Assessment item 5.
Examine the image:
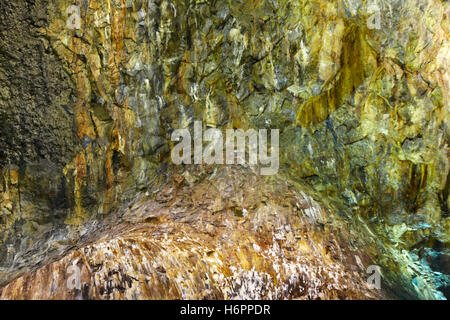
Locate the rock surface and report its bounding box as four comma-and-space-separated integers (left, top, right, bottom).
0, 0, 449, 299
1, 167, 388, 299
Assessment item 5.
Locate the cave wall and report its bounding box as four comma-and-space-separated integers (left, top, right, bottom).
0, 0, 448, 299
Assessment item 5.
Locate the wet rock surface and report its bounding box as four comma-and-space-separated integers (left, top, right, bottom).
0, 0, 449, 299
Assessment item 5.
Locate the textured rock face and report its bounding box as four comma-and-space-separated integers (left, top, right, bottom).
0, 167, 388, 300
0, 0, 80, 168
0, 0, 449, 299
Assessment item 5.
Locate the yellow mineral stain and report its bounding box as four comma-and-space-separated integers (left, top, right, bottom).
65, 152, 87, 225
296, 23, 377, 127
